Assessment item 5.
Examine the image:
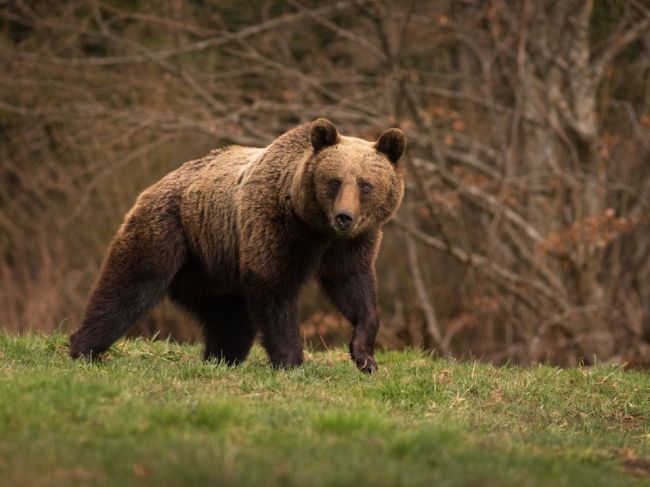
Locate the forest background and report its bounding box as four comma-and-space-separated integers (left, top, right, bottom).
1, 0, 649, 366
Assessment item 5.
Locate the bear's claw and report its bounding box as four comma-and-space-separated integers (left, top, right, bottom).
354, 354, 378, 374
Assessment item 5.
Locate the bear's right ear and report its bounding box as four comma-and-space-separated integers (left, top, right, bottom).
376, 128, 406, 165
311, 118, 339, 152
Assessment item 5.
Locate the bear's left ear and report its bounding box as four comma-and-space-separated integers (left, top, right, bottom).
311, 118, 339, 152
376, 128, 406, 165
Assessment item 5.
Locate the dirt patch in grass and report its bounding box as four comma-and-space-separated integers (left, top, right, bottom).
623, 458, 650, 477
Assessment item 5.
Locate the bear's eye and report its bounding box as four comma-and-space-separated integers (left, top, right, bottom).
329, 179, 341, 192
359, 181, 373, 194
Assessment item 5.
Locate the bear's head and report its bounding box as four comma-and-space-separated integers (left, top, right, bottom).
292, 118, 406, 238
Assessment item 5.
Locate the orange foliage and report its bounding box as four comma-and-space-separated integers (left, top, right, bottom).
538, 209, 639, 256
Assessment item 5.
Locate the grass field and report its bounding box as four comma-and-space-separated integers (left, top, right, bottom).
0, 333, 649, 486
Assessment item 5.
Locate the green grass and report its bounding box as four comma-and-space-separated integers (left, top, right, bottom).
1, 333, 649, 486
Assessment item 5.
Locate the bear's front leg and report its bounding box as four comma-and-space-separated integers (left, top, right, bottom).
318, 233, 382, 374
322, 274, 379, 374
349, 313, 379, 374
239, 227, 316, 369
238, 198, 326, 370
247, 289, 304, 369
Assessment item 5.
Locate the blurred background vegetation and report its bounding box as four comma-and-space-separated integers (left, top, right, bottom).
1, 0, 649, 365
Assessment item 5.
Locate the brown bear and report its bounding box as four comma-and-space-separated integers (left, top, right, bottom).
69, 118, 406, 373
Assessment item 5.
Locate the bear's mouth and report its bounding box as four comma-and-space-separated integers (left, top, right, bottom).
333, 225, 354, 236
331, 221, 353, 235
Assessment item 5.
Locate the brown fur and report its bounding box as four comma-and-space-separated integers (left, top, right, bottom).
69, 119, 406, 373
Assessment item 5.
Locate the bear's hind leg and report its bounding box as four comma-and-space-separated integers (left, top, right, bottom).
202, 298, 257, 365
70, 228, 185, 359
171, 293, 257, 365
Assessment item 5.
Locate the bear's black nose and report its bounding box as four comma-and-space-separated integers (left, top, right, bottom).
334, 211, 355, 230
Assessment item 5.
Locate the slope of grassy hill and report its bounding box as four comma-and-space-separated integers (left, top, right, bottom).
0, 333, 649, 486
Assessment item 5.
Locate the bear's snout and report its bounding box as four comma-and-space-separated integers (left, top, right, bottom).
334, 210, 356, 232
